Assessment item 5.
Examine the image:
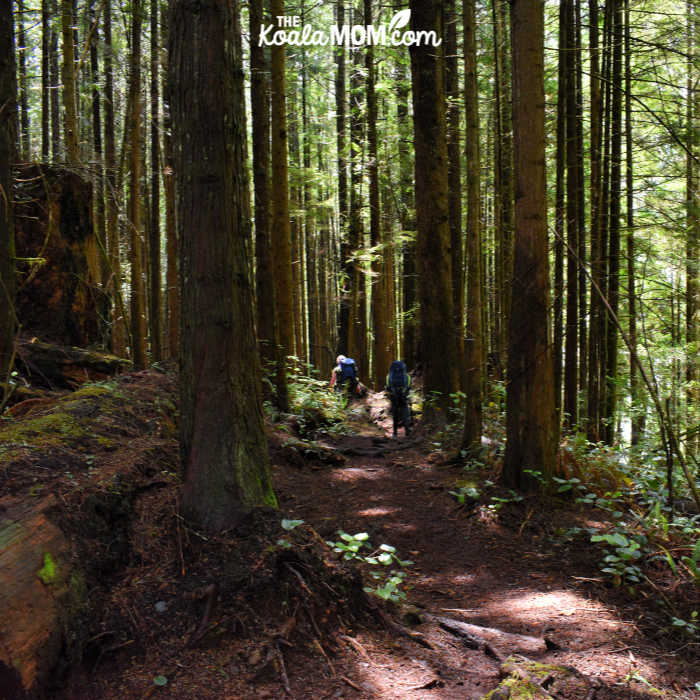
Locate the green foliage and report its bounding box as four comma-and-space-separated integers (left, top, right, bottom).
325, 530, 413, 603
449, 485, 480, 505
37, 552, 59, 585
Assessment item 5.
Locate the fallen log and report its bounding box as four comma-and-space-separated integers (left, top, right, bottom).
0, 495, 82, 698
14, 337, 132, 390
432, 615, 547, 660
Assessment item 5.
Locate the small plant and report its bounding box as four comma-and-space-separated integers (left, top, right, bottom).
590, 531, 644, 585
449, 485, 479, 505
276, 518, 305, 549
681, 538, 700, 585
670, 610, 699, 636
326, 531, 413, 602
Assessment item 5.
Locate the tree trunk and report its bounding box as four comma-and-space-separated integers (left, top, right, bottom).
366, 0, 388, 388
348, 11, 366, 372
335, 1, 350, 356
270, 0, 294, 360
396, 45, 416, 367
0, 0, 16, 401
603, 0, 622, 445
564, 0, 579, 429
587, 0, 603, 441
103, 0, 125, 357
50, 0, 60, 160
626, 0, 641, 445
251, 0, 288, 410
17, 0, 30, 160
686, 0, 699, 459
149, 0, 161, 362
41, 0, 50, 160
170, 0, 276, 531
127, 0, 147, 368
409, 0, 460, 420
462, 0, 483, 451
61, 0, 79, 163
446, 0, 464, 381
553, 0, 566, 419
503, 0, 558, 487
160, 2, 178, 361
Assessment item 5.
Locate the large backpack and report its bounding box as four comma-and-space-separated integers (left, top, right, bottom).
387, 360, 408, 395
339, 357, 357, 383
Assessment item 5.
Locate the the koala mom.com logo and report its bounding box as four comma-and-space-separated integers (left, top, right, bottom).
258, 9, 443, 48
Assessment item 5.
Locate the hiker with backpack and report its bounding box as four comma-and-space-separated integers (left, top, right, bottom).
330, 355, 359, 400
386, 360, 411, 438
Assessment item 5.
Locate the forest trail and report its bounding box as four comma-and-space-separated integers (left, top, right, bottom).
4, 373, 698, 699
270, 393, 699, 699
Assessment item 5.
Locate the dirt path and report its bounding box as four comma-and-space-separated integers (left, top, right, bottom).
271, 398, 699, 699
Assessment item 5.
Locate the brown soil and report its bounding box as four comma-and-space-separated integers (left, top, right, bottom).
4, 374, 699, 699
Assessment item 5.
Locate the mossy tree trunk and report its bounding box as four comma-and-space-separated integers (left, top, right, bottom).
170, 0, 276, 531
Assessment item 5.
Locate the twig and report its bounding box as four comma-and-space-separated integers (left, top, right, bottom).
340, 675, 362, 691
313, 638, 336, 676
340, 634, 372, 662
274, 641, 293, 696
518, 507, 535, 537
285, 562, 313, 596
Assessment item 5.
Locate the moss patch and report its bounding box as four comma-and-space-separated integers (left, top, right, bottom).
37, 552, 60, 585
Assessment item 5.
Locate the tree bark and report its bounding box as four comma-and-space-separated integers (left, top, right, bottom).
462, 0, 483, 450
61, 0, 79, 163
446, 0, 464, 380
127, 0, 147, 368
0, 0, 16, 402
409, 0, 460, 420
270, 0, 294, 360
49, 0, 60, 160
503, 0, 558, 487
41, 0, 50, 160
149, 0, 161, 362
170, 0, 276, 531
17, 0, 30, 160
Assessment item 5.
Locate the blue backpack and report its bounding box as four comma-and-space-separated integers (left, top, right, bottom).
388, 360, 408, 393
339, 357, 357, 382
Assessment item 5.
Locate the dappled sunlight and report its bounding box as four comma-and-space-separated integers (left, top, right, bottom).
357, 506, 398, 517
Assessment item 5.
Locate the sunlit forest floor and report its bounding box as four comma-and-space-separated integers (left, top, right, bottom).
2, 368, 699, 699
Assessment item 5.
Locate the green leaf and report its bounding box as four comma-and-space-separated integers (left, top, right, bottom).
281, 519, 304, 531
379, 544, 396, 553
378, 552, 393, 565
153, 675, 168, 687
353, 532, 370, 541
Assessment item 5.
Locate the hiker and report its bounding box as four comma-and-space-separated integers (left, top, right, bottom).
330, 355, 359, 399
386, 360, 411, 437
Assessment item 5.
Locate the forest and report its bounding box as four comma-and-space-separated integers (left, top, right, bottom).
0, 0, 699, 697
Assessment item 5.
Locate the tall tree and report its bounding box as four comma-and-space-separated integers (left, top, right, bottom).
409, 0, 460, 419
335, 1, 350, 355
564, 0, 579, 428
502, 0, 558, 487
161, 1, 178, 360
462, 0, 483, 450
41, 0, 49, 160
347, 6, 367, 372
0, 0, 16, 401
149, 0, 162, 362
686, 0, 699, 459
49, 0, 60, 160
367, 0, 390, 387
270, 0, 294, 360
170, 0, 276, 531
61, 0, 79, 162
603, 0, 622, 444
103, 0, 126, 356
446, 0, 464, 374
16, 0, 29, 160
251, 0, 288, 410
127, 0, 147, 367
